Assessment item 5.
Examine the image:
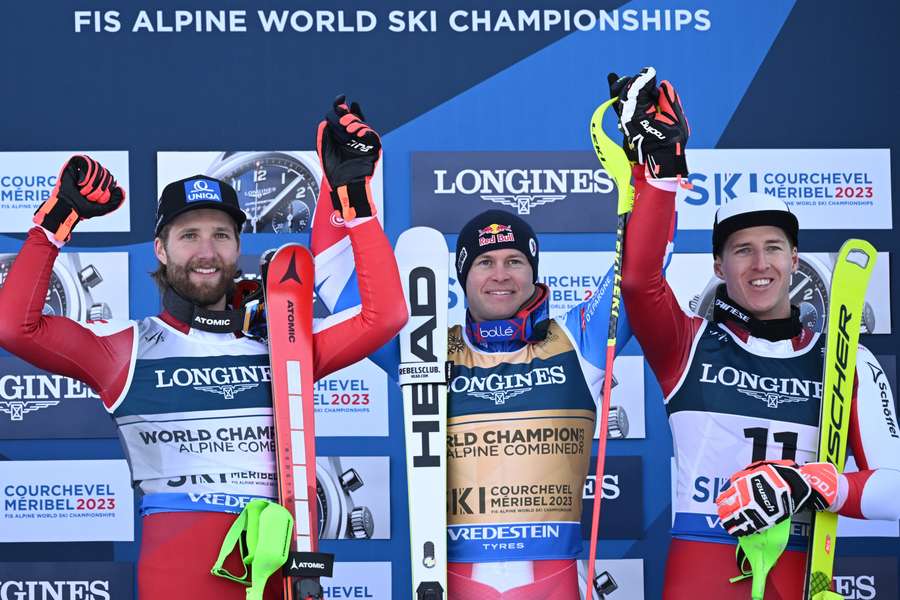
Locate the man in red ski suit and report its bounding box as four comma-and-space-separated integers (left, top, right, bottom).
0, 99, 407, 599
616, 67, 900, 599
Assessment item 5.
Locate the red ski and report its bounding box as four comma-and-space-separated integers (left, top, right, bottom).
266, 243, 333, 599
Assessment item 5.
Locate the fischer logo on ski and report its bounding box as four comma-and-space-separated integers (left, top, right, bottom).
803, 240, 876, 600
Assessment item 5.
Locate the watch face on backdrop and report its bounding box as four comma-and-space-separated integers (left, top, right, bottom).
207, 151, 321, 234
315, 456, 389, 540
0, 256, 68, 317
0, 253, 129, 322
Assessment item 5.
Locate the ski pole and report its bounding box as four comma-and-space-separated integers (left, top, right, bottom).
583, 96, 635, 600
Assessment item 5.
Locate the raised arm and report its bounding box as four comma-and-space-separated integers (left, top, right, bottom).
310, 96, 406, 379
0, 158, 133, 408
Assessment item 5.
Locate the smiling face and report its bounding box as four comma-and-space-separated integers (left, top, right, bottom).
714, 225, 798, 321
464, 248, 536, 321
154, 208, 240, 310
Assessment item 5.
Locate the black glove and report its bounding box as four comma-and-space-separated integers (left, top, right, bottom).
608, 67, 689, 178
316, 95, 381, 222
33, 155, 126, 242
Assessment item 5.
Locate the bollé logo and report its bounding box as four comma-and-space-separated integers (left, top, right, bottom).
0, 580, 110, 600
478, 324, 515, 338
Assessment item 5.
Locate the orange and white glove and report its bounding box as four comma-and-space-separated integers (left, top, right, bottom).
715, 460, 839, 537
315, 95, 381, 222
33, 155, 125, 242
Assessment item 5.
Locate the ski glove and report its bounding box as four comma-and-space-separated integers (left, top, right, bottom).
715, 460, 839, 537
608, 67, 689, 179
33, 155, 126, 242
316, 95, 381, 222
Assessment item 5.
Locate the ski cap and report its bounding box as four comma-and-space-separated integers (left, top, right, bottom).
712, 193, 798, 256
155, 175, 247, 236
455, 209, 539, 287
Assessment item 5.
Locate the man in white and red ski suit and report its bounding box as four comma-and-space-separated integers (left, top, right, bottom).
616, 67, 900, 599
0, 99, 407, 599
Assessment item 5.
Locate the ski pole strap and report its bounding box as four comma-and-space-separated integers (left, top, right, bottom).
211, 499, 294, 589
730, 519, 791, 600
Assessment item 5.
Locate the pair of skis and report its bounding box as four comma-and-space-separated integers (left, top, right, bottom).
268, 230, 452, 600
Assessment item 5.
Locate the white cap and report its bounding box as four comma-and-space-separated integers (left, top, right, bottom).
712, 193, 798, 255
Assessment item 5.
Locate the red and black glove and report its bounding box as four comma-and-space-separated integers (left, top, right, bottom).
715, 460, 839, 537
33, 155, 126, 242
316, 95, 381, 222
608, 67, 689, 179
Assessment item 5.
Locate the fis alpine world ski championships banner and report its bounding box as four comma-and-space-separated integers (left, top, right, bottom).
675, 149, 892, 230
411, 152, 618, 232
0, 152, 131, 234
0, 460, 134, 543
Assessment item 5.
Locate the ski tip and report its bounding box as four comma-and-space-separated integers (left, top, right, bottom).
838, 238, 877, 270
396, 227, 449, 254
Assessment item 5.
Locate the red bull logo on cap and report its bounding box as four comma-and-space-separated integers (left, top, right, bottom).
477, 223, 515, 246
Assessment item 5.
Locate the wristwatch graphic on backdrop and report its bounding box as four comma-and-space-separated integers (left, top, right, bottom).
0, 253, 111, 321
688, 253, 875, 334
317, 456, 375, 540
206, 151, 321, 234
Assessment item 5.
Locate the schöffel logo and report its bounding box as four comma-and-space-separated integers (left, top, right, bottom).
865, 360, 899, 439
185, 179, 223, 203
412, 152, 618, 233
699, 363, 821, 408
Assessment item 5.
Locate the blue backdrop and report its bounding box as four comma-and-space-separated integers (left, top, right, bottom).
1, 1, 898, 598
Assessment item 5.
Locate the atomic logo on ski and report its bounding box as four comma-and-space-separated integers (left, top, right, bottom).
279, 252, 303, 284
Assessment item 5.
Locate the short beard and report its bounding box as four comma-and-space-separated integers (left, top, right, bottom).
165, 258, 238, 308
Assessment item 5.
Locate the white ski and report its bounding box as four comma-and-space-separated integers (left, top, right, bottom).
397, 227, 449, 600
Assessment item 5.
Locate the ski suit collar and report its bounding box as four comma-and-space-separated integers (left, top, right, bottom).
712, 284, 803, 343
161, 286, 244, 334
464, 284, 551, 352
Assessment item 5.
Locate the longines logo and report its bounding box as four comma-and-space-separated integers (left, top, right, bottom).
155, 365, 270, 400
0, 373, 99, 421
433, 167, 614, 215
451, 365, 566, 405
0, 580, 111, 600
0, 400, 59, 421
699, 363, 821, 408
196, 384, 259, 400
